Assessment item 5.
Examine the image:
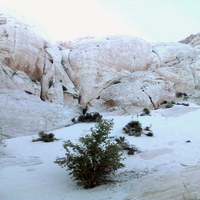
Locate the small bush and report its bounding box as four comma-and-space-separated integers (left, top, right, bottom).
123, 121, 154, 137
146, 132, 154, 137
176, 92, 183, 98
72, 112, 102, 123
122, 120, 142, 136
32, 131, 57, 142
55, 119, 125, 189
143, 108, 150, 115
134, 132, 142, 137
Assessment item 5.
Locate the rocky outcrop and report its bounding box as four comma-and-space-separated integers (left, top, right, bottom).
62, 36, 160, 106
0, 11, 80, 138
0, 10, 79, 105
1, 10, 200, 137
179, 33, 200, 47
63, 39, 200, 114
0, 89, 78, 138
0, 64, 81, 138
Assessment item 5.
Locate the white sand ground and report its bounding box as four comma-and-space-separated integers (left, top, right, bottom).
1, 102, 200, 200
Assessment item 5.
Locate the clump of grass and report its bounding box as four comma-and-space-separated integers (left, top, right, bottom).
123, 120, 154, 137
140, 108, 151, 116
146, 132, 153, 137
115, 136, 141, 155
71, 112, 102, 123
32, 131, 58, 142
143, 108, 150, 115
123, 120, 142, 136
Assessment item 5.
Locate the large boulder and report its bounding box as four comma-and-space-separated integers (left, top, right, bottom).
0, 10, 80, 138
0, 10, 79, 105
62, 35, 160, 106
63, 38, 200, 113
0, 65, 80, 138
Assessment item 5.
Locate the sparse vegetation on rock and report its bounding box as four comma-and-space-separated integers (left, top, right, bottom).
140, 107, 151, 116
123, 120, 154, 137
71, 112, 102, 123
32, 131, 57, 142
55, 119, 125, 189
115, 136, 141, 155
123, 120, 142, 136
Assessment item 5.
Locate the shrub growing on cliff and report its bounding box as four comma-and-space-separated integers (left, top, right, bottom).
55, 119, 125, 189
71, 112, 102, 123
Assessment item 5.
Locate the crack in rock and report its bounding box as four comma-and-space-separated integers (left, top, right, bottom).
142, 89, 156, 109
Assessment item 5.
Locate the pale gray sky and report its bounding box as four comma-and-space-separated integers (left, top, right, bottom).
1, 0, 200, 42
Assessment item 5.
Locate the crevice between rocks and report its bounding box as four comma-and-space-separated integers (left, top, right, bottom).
142, 89, 156, 109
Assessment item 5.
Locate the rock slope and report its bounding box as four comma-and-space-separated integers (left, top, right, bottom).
1, 10, 200, 137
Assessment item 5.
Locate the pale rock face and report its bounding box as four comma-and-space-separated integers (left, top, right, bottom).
0, 65, 41, 96
0, 11, 80, 138
2, 10, 200, 137
0, 19, 45, 81
0, 89, 79, 138
89, 42, 200, 113
41, 43, 79, 104
0, 11, 78, 105
152, 42, 194, 67
63, 35, 160, 106
179, 33, 200, 47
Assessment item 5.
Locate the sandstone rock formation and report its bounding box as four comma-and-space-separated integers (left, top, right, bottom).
62, 36, 160, 106
63, 39, 200, 114
1, 10, 200, 137
0, 10, 80, 138
179, 32, 200, 47
0, 10, 79, 104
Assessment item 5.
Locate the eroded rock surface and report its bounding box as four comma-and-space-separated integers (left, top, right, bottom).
1, 10, 200, 137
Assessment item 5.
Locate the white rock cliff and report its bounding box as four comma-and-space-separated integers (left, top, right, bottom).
1, 10, 200, 137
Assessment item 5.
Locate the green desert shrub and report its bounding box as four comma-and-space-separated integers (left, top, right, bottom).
123, 120, 142, 136
71, 112, 102, 123
55, 119, 125, 189
145, 132, 154, 137
32, 131, 56, 142
115, 136, 140, 155
143, 108, 150, 115
123, 121, 154, 137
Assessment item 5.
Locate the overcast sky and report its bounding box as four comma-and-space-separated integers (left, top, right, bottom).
1, 0, 200, 42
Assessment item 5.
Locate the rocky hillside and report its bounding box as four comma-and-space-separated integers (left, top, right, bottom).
1, 11, 200, 138
179, 32, 200, 47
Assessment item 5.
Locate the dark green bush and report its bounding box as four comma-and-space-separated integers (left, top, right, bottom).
32, 131, 56, 142
55, 119, 125, 189
115, 136, 141, 155
123, 120, 142, 136
145, 132, 154, 137
123, 121, 154, 137
71, 112, 102, 123
143, 108, 150, 115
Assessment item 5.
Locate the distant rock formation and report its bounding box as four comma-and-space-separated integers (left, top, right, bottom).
63, 39, 200, 114
1, 10, 200, 137
179, 33, 200, 47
